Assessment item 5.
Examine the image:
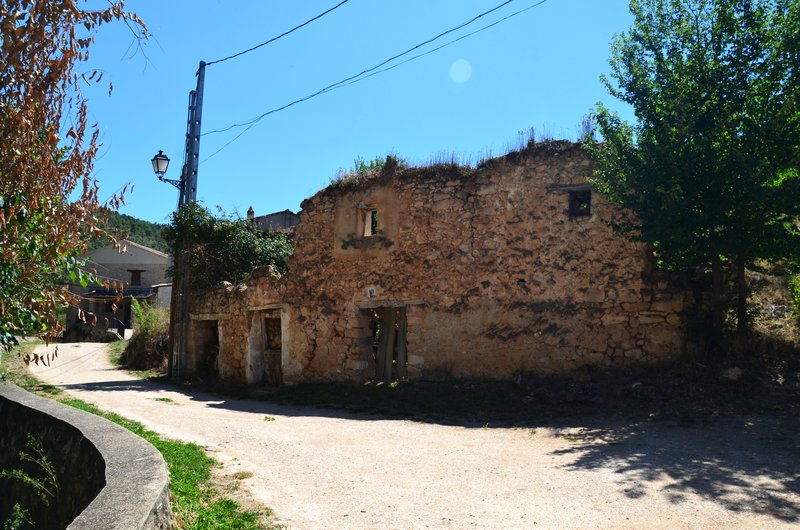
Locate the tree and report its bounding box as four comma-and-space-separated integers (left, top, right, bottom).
0, 1, 145, 350
586, 0, 800, 344
162, 203, 293, 291
88, 211, 169, 253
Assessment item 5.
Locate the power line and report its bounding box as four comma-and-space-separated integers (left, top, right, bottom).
200, 0, 550, 162
205, 0, 353, 67
203, 0, 520, 136
330, 1, 550, 93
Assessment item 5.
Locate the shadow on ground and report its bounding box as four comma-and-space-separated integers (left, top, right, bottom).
57, 375, 800, 524
549, 414, 800, 523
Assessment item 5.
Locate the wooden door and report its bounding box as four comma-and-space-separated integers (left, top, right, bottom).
375, 307, 407, 381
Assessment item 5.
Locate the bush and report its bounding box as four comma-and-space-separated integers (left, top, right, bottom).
121, 299, 169, 370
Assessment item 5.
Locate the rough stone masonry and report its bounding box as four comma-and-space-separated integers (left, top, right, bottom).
188, 141, 687, 385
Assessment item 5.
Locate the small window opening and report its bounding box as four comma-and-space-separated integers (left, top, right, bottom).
360, 208, 379, 236
370, 209, 379, 235
568, 190, 591, 217
127, 269, 145, 286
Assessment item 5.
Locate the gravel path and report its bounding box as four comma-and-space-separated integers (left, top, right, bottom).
30, 342, 800, 529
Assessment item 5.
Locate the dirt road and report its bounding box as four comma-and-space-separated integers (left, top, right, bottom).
29, 342, 800, 529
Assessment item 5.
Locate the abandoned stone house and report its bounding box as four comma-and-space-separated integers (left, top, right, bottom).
187, 141, 686, 385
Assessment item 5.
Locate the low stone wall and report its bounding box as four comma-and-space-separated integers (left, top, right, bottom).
0, 383, 172, 529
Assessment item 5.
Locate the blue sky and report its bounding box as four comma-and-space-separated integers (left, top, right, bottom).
83, 0, 636, 224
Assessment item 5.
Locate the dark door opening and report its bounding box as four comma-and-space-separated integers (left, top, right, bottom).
262, 313, 282, 386
248, 309, 283, 386
195, 320, 219, 380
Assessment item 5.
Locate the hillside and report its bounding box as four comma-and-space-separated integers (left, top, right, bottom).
89, 211, 169, 253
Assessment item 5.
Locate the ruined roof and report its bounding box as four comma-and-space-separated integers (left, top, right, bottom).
306, 140, 584, 207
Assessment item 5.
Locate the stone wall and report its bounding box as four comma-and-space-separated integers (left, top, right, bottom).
188, 141, 687, 384
0, 383, 172, 529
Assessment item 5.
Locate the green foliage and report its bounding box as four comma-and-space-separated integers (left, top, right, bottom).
3, 504, 30, 530
163, 203, 293, 291
88, 211, 168, 253
130, 299, 168, 345
329, 154, 408, 188
789, 275, 800, 317
353, 155, 388, 175
0, 434, 59, 529
0, 195, 94, 350
0, 435, 59, 505
586, 0, 800, 334
0, 2, 145, 351
60, 398, 271, 529
121, 299, 169, 369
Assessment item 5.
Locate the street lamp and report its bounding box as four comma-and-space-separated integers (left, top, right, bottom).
152, 150, 183, 190
151, 149, 170, 175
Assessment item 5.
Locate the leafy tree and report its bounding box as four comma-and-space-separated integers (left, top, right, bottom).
163, 203, 293, 291
586, 0, 800, 343
0, 1, 145, 350
88, 211, 168, 253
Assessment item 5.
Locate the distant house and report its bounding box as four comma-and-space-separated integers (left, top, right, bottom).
65, 240, 171, 340
246, 207, 299, 234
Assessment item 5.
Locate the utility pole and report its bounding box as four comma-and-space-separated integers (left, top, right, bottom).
168, 61, 206, 382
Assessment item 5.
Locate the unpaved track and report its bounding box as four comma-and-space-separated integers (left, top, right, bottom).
30, 343, 800, 529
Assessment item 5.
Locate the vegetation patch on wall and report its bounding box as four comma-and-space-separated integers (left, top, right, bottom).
164, 203, 293, 291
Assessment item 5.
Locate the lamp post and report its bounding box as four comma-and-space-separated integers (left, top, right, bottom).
152, 150, 180, 380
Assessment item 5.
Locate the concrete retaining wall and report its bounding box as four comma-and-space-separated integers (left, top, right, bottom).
0, 383, 172, 529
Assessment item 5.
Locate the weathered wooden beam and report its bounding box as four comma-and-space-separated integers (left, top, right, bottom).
375, 309, 389, 381
382, 309, 397, 382
395, 308, 407, 380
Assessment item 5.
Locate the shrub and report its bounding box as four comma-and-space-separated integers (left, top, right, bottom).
122, 299, 169, 370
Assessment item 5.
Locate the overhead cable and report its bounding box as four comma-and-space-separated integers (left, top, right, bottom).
201, 0, 551, 162
203, 0, 520, 136
205, 0, 353, 67
331, 1, 550, 92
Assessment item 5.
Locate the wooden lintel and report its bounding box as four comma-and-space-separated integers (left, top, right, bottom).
546, 183, 591, 192
248, 304, 282, 312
